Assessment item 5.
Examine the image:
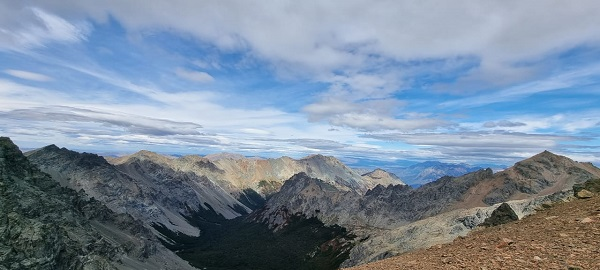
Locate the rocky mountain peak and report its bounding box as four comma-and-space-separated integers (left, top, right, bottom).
525, 150, 568, 163
109, 149, 173, 166
31, 144, 111, 170
41, 143, 60, 151
131, 149, 170, 161
0, 137, 34, 179
302, 154, 341, 164
362, 168, 406, 186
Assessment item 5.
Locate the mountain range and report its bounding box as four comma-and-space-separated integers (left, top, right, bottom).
393, 161, 484, 186
2, 136, 600, 269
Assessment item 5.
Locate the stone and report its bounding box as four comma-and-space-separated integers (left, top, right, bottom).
480, 203, 519, 227
580, 217, 594, 223
575, 189, 594, 199
496, 238, 514, 248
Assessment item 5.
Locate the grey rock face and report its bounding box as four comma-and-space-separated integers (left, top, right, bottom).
26, 146, 247, 236
0, 137, 195, 270
259, 169, 495, 230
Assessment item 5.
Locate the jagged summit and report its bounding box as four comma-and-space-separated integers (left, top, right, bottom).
301, 153, 344, 164
523, 150, 569, 163
25, 143, 111, 169
41, 143, 60, 151
0, 137, 34, 178
110, 149, 175, 165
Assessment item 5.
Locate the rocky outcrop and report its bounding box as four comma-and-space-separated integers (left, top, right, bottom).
0, 137, 194, 270
479, 203, 519, 227
573, 177, 600, 194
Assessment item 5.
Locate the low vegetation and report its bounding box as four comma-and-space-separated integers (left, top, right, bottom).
154, 203, 354, 270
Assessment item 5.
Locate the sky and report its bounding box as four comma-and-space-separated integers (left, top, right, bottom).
1, 1, 599, 168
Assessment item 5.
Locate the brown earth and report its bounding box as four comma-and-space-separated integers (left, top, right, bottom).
345, 195, 600, 270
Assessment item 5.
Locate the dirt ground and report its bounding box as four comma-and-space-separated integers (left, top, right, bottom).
345, 195, 600, 270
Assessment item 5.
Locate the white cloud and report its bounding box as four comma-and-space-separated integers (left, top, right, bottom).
483, 120, 526, 128
471, 112, 600, 134
1, 1, 599, 166
367, 132, 576, 150
3, 69, 53, 81
175, 68, 214, 83
2, 1, 597, 81
328, 113, 446, 132
0, 6, 89, 50
240, 128, 271, 135
441, 63, 600, 108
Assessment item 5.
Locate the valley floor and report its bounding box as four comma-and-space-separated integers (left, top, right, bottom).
345, 195, 600, 270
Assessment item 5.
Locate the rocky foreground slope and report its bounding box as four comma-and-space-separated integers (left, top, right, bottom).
0, 137, 194, 270
345, 187, 600, 270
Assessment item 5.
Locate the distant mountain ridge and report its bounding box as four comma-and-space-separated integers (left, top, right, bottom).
395, 161, 484, 185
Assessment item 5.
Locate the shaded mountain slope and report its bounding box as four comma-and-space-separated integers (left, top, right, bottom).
26, 145, 242, 236
0, 137, 194, 270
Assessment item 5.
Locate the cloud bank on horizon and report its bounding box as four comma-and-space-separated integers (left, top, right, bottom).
0, 1, 599, 166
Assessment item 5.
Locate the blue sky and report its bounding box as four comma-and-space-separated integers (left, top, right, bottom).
0, 1, 599, 168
